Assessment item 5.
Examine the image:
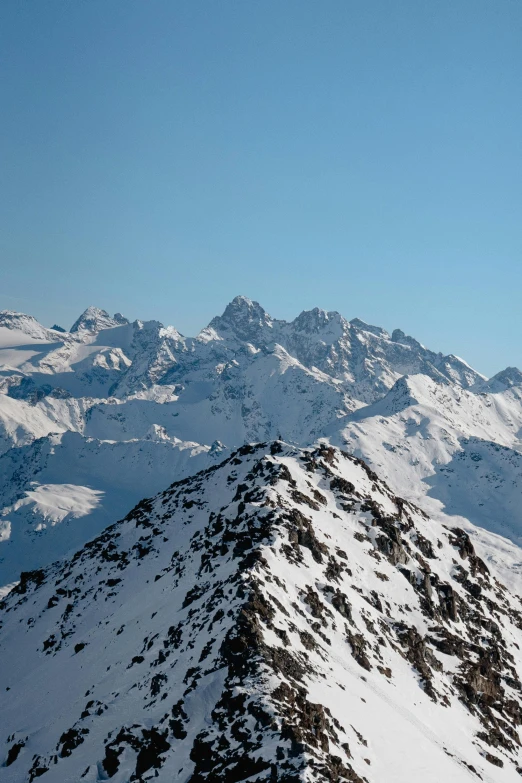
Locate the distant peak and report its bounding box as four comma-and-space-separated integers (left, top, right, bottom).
222, 295, 267, 319
391, 328, 421, 348
231, 295, 253, 306
0, 309, 38, 325
350, 317, 389, 338
70, 307, 129, 333
293, 307, 345, 335
361, 374, 422, 417
208, 295, 272, 340
70, 306, 110, 332
486, 366, 522, 389
0, 310, 55, 340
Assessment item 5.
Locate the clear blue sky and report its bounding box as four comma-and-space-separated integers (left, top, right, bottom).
1, 1, 521, 376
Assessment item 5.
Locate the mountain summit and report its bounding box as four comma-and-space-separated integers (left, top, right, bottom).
207, 295, 274, 341
70, 307, 129, 333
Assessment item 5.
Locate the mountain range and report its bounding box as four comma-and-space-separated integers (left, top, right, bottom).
2, 297, 522, 780
1, 296, 522, 591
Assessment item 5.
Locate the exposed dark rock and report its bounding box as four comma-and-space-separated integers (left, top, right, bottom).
484, 752, 504, 767
135, 727, 170, 777
58, 727, 88, 758
286, 508, 328, 563
346, 630, 372, 670
330, 476, 355, 496
5, 740, 25, 766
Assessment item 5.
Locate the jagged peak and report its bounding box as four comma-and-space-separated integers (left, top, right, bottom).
292, 306, 346, 335
390, 327, 422, 348
70, 306, 129, 333
134, 318, 165, 332
222, 295, 270, 322
207, 295, 273, 339
350, 317, 389, 338
130, 319, 184, 344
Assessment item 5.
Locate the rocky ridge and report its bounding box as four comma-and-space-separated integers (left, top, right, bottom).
2, 443, 522, 781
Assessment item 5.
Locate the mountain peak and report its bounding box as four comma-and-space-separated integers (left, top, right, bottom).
222, 295, 268, 321
350, 317, 389, 338
292, 307, 346, 338
208, 295, 272, 340
0, 310, 39, 329
0, 310, 57, 341
390, 328, 422, 348
485, 366, 522, 390
70, 307, 129, 333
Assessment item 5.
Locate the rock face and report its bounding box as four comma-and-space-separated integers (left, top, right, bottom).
2, 442, 522, 782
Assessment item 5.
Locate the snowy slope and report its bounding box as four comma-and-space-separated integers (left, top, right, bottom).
0, 431, 224, 587
1, 443, 522, 782
331, 374, 522, 544
0, 309, 132, 399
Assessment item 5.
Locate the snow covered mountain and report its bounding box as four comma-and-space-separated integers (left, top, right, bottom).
330, 374, 522, 545
70, 307, 129, 334
2, 442, 522, 781
1, 296, 522, 591
0, 297, 487, 409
